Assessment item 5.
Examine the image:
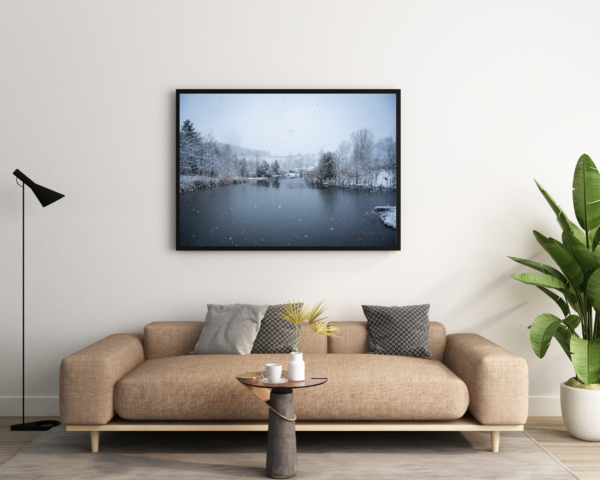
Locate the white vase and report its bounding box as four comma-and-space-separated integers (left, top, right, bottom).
288, 352, 305, 381
560, 382, 600, 441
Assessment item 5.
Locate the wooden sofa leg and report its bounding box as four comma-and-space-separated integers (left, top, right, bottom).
90, 431, 99, 453
491, 431, 499, 453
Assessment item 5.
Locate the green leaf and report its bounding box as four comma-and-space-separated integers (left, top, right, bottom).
593, 248, 600, 266
530, 313, 563, 358
536, 287, 570, 317
533, 231, 584, 288
554, 324, 573, 360
590, 337, 600, 344
563, 314, 581, 331
508, 256, 568, 284
565, 290, 582, 315
536, 180, 586, 243
511, 273, 567, 290
570, 335, 600, 384
573, 154, 600, 234
562, 230, 599, 282
586, 269, 600, 310
592, 226, 600, 251
512, 273, 579, 307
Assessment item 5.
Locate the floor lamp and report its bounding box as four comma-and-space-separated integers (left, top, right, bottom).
11, 169, 64, 431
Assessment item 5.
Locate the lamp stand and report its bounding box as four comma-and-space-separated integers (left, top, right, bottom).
11, 182, 61, 432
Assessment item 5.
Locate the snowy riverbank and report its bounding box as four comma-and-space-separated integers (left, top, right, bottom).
374, 206, 396, 229
303, 169, 396, 189
180, 175, 248, 193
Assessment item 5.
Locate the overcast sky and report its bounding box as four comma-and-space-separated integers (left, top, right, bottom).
179, 93, 397, 156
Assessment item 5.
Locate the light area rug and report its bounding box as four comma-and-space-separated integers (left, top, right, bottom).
0, 426, 580, 480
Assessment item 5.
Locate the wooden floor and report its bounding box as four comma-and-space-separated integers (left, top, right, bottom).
1, 416, 599, 478
0, 417, 61, 467
526, 417, 600, 480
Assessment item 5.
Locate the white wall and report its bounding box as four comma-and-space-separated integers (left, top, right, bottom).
1, 0, 600, 416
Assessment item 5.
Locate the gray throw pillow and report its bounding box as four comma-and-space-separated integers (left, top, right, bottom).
194, 304, 268, 355
362, 304, 434, 357
251, 304, 298, 354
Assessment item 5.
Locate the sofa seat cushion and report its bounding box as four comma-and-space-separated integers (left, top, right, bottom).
114, 354, 469, 421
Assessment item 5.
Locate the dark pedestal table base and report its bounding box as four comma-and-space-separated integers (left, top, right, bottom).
267, 388, 297, 479
236, 372, 328, 478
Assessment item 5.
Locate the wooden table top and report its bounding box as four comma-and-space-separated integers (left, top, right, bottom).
236, 371, 327, 389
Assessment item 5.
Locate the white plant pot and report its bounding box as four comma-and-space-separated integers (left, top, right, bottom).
560, 382, 600, 441
288, 352, 305, 381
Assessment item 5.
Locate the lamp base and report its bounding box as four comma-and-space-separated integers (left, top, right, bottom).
11, 420, 61, 431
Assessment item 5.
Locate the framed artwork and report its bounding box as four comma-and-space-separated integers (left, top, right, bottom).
176, 89, 400, 250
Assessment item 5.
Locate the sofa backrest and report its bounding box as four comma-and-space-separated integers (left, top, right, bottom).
144, 320, 445, 361
328, 321, 446, 362
144, 321, 203, 360
144, 320, 328, 360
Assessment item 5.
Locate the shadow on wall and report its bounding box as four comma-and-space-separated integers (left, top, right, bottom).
423, 262, 536, 334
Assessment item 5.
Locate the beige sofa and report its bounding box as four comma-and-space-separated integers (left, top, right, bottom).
60, 321, 528, 453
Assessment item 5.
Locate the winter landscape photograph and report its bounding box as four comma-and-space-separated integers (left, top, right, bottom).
176, 91, 399, 249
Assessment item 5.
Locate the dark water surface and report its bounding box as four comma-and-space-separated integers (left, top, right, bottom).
179, 177, 396, 248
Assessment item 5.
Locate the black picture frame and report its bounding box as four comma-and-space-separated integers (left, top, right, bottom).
176, 89, 400, 251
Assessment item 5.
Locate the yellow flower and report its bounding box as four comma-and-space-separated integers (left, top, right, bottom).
307, 301, 329, 325
278, 299, 339, 353
279, 299, 311, 325
310, 321, 339, 337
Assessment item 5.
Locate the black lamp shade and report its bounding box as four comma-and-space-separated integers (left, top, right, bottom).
13, 169, 64, 207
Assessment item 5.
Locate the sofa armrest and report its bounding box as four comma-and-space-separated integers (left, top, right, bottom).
445, 334, 528, 425
60, 334, 144, 425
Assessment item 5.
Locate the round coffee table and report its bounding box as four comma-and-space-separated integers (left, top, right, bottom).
237, 371, 328, 479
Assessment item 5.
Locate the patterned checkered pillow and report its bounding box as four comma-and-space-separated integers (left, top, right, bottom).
362, 304, 434, 357
251, 304, 298, 354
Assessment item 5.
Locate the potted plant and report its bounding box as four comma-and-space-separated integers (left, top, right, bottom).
510, 154, 600, 441
279, 300, 339, 381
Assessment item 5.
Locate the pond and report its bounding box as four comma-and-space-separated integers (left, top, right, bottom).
178, 177, 397, 248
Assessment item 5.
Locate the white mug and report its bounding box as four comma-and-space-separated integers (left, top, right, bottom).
261, 363, 282, 383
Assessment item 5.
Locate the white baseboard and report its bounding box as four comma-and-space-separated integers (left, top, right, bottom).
0, 396, 60, 416
528, 396, 561, 416
0, 396, 563, 418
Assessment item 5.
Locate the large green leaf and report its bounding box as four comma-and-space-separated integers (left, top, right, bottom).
593, 247, 600, 266
592, 226, 600, 251
533, 231, 584, 288
554, 324, 573, 360
564, 286, 582, 312
508, 256, 568, 284
511, 273, 579, 307
586, 269, 600, 310
530, 313, 563, 358
536, 287, 570, 317
536, 180, 586, 243
570, 335, 600, 384
573, 154, 600, 234
562, 230, 599, 282
563, 314, 581, 331
511, 273, 567, 290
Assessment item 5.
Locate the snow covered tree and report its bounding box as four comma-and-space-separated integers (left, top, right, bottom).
256, 158, 269, 177
272, 159, 280, 175
317, 151, 336, 182
181, 120, 196, 142
179, 120, 202, 175
261, 160, 271, 177
350, 128, 374, 185
221, 144, 234, 175
239, 155, 248, 177
204, 132, 219, 176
